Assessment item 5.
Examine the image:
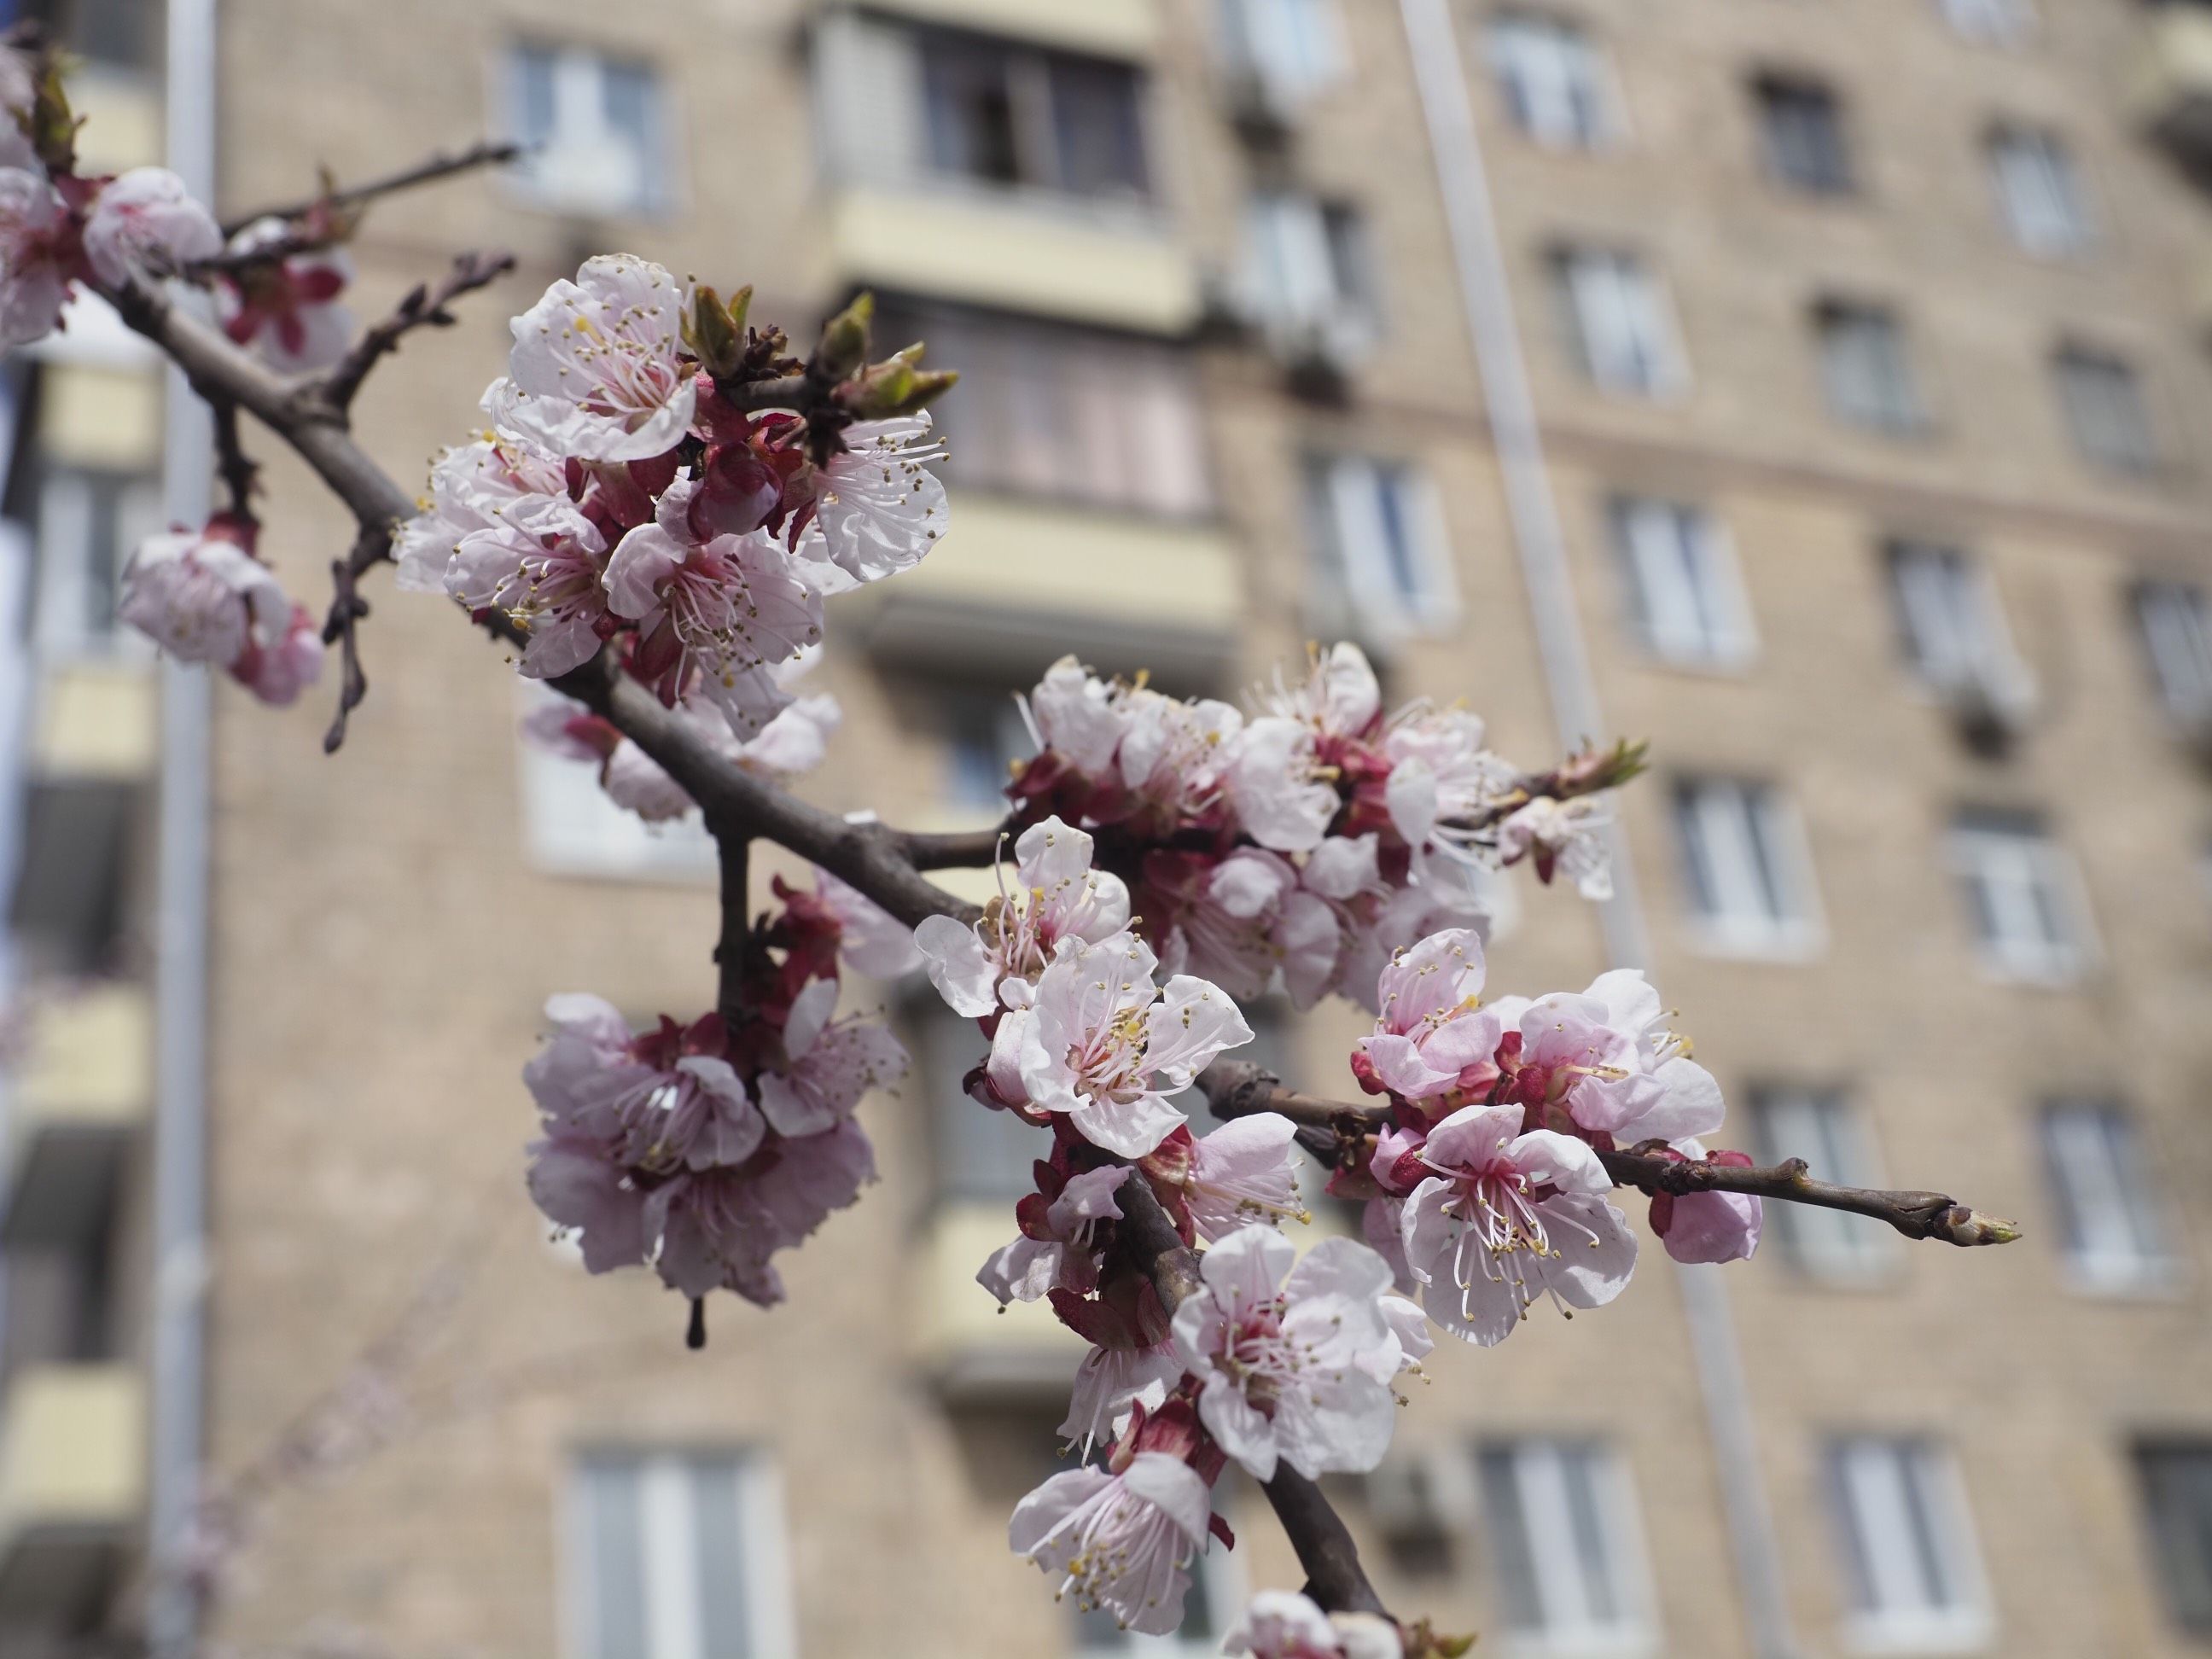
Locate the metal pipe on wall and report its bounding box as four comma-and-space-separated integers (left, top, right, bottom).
1393, 1, 1801, 1652
147, 0, 218, 1650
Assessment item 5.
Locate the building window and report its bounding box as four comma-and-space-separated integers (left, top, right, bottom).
1989, 126, 2093, 255
1551, 248, 1687, 398
1219, 0, 1345, 104
2134, 580, 2212, 723
31, 465, 160, 655
1938, 0, 2034, 47
1946, 809, 2090, 983
515, 687, 716, 882
2041, 1102, 2174, 1293
940, 688, 1036, 825
1753, 1089, 1896, 1280
566, 1449, 793, 1659
20, 0, 149, 68
2053, 346, 2156, 474
1476, 1440, 1653, 1648
1755, 75, 1854, 195
1826, 1437, 1990, 1652
1243, 192, 1378, 345
2137, 1446, 2212, 1637
921, 1004, 1042, 1202
1673, 777, 1819, 955
919, 32, 1150, 202
1488, 14, 1616, 151
1610, 498, 1755, 668
1304, 455, 1459, 647
504, 43, 670, 218
1816, 302, 1924, 435
1884, 540, 2031, 707
877, 306, 1210, 518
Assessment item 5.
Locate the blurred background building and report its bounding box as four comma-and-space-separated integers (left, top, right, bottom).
1, 0, 2210, 1655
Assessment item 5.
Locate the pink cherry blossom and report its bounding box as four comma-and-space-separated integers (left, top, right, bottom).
1497, 794, 1614, 900
447, 509, 614, 678
1061, 1341, 1182, 1460
1487, 970, 1722, 1145
1381, 704, 1521, 870
1225, 1591, 1406, 1659
230, 601, 325, 707
604, 479, 824, 738
1019, 932, 1253, 1157
1115, 684, 1244, 821
1171, 1227, 1400, 1481
754, 977, 910, 1138
913, 816, 1131, 1017
119, 521, 322, 703
393, 431, 578, 595
1158, 1111, 1307, 1243
795, 413, 948, 591
1650, 1140, 1764, 1265
523, 996, 764, 1174
812, 866, 924, 980
1149, 847, 1335, 1004
1022, 655, 1127, 777
597, 673, 842, 824
1353, 928, 1497, 1103
81, 166, 221, 286
216, 216, 353, 373
977, 1164, 1126, 1307
649, 1118, 876, 1307
1009, 1452, 1213, 1636
0, 167, 72, 347
1400, 1103, 1638, 1346
486, 255, 696, 463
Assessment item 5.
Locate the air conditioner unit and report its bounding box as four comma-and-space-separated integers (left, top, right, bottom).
1365, 1447, 1479, 1551
1931, 658, 2035, 754
1269, 313, 1365, 400
1221, 63, 1303, 145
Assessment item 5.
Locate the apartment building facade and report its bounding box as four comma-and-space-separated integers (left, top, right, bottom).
3, 0, 2212, 1655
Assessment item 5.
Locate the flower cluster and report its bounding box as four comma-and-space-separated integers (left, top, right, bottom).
1344, 928, 1761, 1346
1004, 643, 1628, 1013
522, 884, 909, 1309
215, 213, 353, 373
1226, 1592, 1406, 1659
117, 514, 324, 706
396, 259, 947, 738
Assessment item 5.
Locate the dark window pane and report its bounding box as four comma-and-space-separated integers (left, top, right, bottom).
1049, 58, 1149, 200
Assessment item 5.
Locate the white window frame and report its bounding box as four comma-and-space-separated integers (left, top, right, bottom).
499, 41, 674, 219
1944, 813, 2093, 985
1610, 498, 1755, 669
1243, 190, 1377, 347
2052, 346, 2157, 474
1219, 0, 1348, 106
2136, 580, 2212, 723
1488, 14, 1621, 152
1818, 304, 1924, 435
1673, 777, 1823, 959
1074, 1503, 1247, 1658
2040, 1102, 2179, 1296
1826, 1437, 1993, 1656
1476, 1440, 1657, 1656
1988, 126, 2093, 257
515, 684, 717, 882
1884, 541, 2033, 712
31, 464, 161, 661
1305, 453, 1461, 651
1938, 0, 2034, 48
1754, 1089, 1898, 1283
562, 1448, 797, 1659
1555, 249, 1687, 399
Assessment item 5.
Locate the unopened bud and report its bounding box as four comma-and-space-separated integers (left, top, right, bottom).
684, 284, 743, 379
814, 291, 874, 383
1939, 1206, 2022, 1247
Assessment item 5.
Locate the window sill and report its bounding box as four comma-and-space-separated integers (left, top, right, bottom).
2058, 1264, 2190, 1304
1680, 923, 1826, 963
1839, 1611, 1994, 1656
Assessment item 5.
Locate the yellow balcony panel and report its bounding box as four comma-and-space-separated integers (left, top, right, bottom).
0, 1365, 143, 1626
833, 0, 1161, 58
918, 1202, 1083, 1398
2, 987, 150, 1250
829, 188, 1199, 335
32, 661, 158, 781
861, 492, 1245, 684
37, 363, 163, 471
2133, 9, 2212, 160
67, 69, 162, 175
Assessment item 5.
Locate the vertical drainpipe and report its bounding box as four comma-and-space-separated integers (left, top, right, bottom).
148, 0, 218, 1652
1393, 3, 1800, 1655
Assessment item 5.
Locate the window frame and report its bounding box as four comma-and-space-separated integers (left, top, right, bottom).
2040, 1100, 2180, 1297
515, 684, 718, 883
1243, 189, 1382, 345
2133, 579, 2212, 722
1988, 124, 2094, 257
562, 1447, 797, 1659
1609, 496, 1756, 670
2135, 1443, 2212, 1638
1487, 12, 1621, 153
1815, 301, 1926, 437
29, 462, 162, 661
1937, 0, 2035, 48
498, 40, 677, 220
2052, 343, 2158, 476
1752, 1087, 1900, 1284
1671, 776, 1825, 959
1883, 539, 2030, 707
1551, 247, 1689, 399
1475, 1438, 1658, 1654
912, 26, 1156, 207
1825, 1436, 1993, 1655
1943, 810, 2094, 985
1754, 73, 1856, 197
1217, 0, 1348, 106
1302, 451, 1462, 650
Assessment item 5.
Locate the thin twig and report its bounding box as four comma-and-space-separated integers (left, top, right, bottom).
218, 140, 524, 238
320, 527, 385, 754
1194, 1060, 2023, 1247
322, 250, 516, 412
714, 831, 754, 1024
210, 402, 259, 519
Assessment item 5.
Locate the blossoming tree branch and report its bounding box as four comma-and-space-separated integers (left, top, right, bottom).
2, 35, 2022, 1657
